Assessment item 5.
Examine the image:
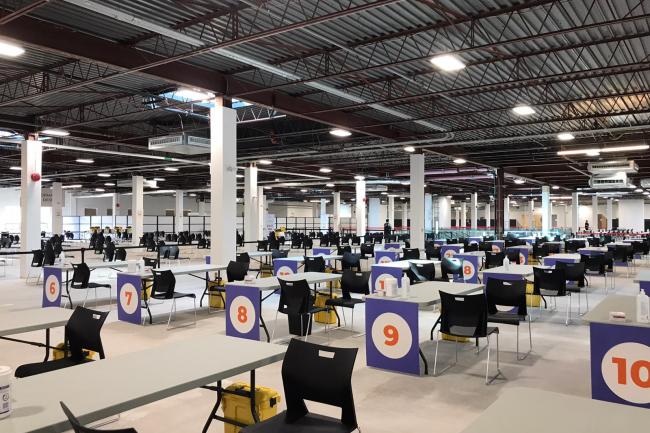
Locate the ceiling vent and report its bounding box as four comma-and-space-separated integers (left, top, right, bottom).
148, 134, 210, 155
640, 179, 650, 189
366, 185, 388, 192
587, 160, 638, 174
589, 173, 631, 189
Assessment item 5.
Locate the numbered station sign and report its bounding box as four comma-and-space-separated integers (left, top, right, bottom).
468, 236, 483, 244
640, 280, 650, 297
42, 266, 63, 308
274, 258, 299, 277
440, 245, 462, 259
375, 250, 400, 264
365, 297, 420, 375
433, 239, 446, 246
590, 322, 650, 408
371, 265, 403, 293
455, 254, 480, 284
489, 240, 505, 253
226, 284, 260, 340
312, 247, 333, 266
507, 246, 529, 265
384, 242, 401, 251
482, 270, 523, 285
117, 273, 142, 324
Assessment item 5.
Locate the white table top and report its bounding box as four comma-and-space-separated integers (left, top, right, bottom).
578, 247, 608, 253
633, 270, 650, 283
236, 271, 342, 291
122, 263, 228, 279
0, 307, 72, 337
46, 261, 130, 271
247, 251, 272, 258
457, 251, 485, 257
481, 264, 534, 276
371, 259, 440, 271
367, 281, 483, 307
279, 255, 342, 263
1, 334, 285, 433
506, 244, 533, 251
582, 294, 650, 328
460, 387, 650, 433
542, 253, 581, 264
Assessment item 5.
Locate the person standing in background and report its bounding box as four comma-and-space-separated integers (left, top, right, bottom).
383, 219, 392, 239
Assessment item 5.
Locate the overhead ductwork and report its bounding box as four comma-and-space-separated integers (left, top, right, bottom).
148, 134, 211, 155
587, 160, 638, 174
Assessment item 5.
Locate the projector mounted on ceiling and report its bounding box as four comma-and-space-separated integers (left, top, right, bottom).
148, 134, 210, 155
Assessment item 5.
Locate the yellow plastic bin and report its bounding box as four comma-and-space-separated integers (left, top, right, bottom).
314, 293, 338, 324
222, 382, 281, 433
53, 342, 96, 360
526, 281, 541, 307
208, 279, 227, 309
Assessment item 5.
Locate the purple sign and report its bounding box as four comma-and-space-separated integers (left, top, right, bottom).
455, 254, 480, 284
434, 239, 446, 246
365, 297, 420, 375
590, 322, 650, 408
543, 256, 579, 267
640, 281, 650, 297
440, 245, 462, 259
274, 258, 299, 277
384, 243, 401, 250
371, 264, 403, 293
489, 240, 505, 253
226, 283, 261, 341
578, 248, 606, 256
482, 270, 524, 285
312, 247, 334, 256
507, 246, 529, 265
42, 266, 63, 308
205, 255, 211, 264
375, 250, 400, 264
469, 236, 482, 244
117, 273, 142, 325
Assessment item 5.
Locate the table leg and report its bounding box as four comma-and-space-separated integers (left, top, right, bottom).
201, 370, 260, 432
259, 293, 270, 343
419, 348, 429, 375
44, 328, 50, 361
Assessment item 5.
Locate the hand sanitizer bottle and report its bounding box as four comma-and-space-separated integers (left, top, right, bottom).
401, 274, 410, 298
503, 255, 510, 270
636, 289, 650, 323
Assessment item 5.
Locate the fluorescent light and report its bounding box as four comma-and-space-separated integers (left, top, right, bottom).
644, 191, 650, 196
453, 158, 466, 164
236, 174, 244, 178
401, 181, 410, 185
326, 183, 335, 187
258, 159, 272, 165
354, 175, 365, 181
9, 166, 20, 171
330, 128, 351, 137
41, 128, 69, 137
557, 132, 575, 141
514, 178, 525, 184
62, 184, 82, 189
41, 179, 51, 182
189, 193, 197, 197
104, 183, 114, 186
552, 185, 560, 190
380, 191, 388, 195
319, 167, 332, 173
557, 144, 649, 156
95, 188, 105, 192
164, 167, 178, 172
175, 87, 215, 101
512, 105, 535, 116
0, 130, 14, 137
404, 146, 416, 153
635, 188, 643, 192
76, 159, 93, 164
586, 150, 600, 157
97, 173, 111, 178
300, 189, 308, 193
153, 177, 165, 181
430, 54, 466, 71
264, 186, 272, 190
0, 40, 25, 57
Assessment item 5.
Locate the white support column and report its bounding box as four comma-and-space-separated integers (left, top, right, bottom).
461, 202, 467, 229
320, 198, 328, 231
549, 201, 554, 229
504, 197, 510, 231
368, 197, 381, 231
20, 139, 42, 278
244, 164, 259, 242
332, 191, 341, 233
210, 99, 237, 264
529, 199, 535, 229
438, 196, 451, 229
424, 193, 433, 234
111, 193, 118, 228
455, 208, 461, 228
355, 180, 366, 236
63, 191, 76, 217
592, 195, 599, 230
410, 154, 425, 250
387, 195, 395, 230
571, 192, 579, 233
401, 203, 408, 230
174, 190, 184, 233
470, 192, 478, 229
541, 185, 550, 235
484, 202, 491, 228
131, 175, 144, 245
606, 198, 613, 230
51, 182, 63, 235
258, 186, 266, 239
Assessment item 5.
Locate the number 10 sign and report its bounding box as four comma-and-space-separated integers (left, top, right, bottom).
365, 297, 420, 375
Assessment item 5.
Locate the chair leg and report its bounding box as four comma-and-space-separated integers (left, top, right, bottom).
193, 298, 197, 326
271, 310, 279, 341
433, 331, 440, 376
485, 335, 491, 385
566, 294, 571, 326
167, 299, 176, 328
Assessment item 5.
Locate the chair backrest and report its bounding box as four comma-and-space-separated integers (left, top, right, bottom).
282, 339, 358, 429
60, 402, 137, 433
43, 245, 56, 266
351, 236, 361, 245
104, 242, 115, 261
169, 246, 180, 259
402, 248, 419, 260
556, 261, 585, 281
441, 257, 462, 280
115, 248, 127, 261
226, 261, 249, 282
341, 252, 361, 270
337, 245, 352, 255
151, 270, 176, 299
486, 278, 527, 317
613, 246, 629, 262
66, 306, 109, 361
340, 270, 370, 298
425, 244, 441, 260
143, 257, 158, 267
533, 267, 566, 296
409, 261, 435, 281
271, 249, 288, 260
291, 238, 302, 248
71, 263, 91, 289
278, 279, 312, 314
303, 238, 313, 249
465, 243, 479, 252
304, 256, 326, 273
31, 249, 44, 267
505, 249, 520, 264
257, 240, 269, 251
360, 243, 374, 256
439, 292, 489, 338
485, 251, 504, 268
235, 252, 251, 263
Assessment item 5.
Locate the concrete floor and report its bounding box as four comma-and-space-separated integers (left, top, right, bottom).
0, 253, 646, 433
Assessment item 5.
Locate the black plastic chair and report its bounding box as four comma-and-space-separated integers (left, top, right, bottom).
359, 243, 374, 259
304, 256, 326, 273
303, 238, 313, 249
425, 244, 441, 260
402, 248, 419, 260
66, 262, 112, 309
341, 252, 361, 272
434, 292, 502, 385
291, 238, 302, 249
533, 267, 571, 325
115, 248, 127, 261
257, 240, 269, 251
409, 261, 435, 282
484, 251, 504, 269
337, 245, 352, 256
556, 261, 588, 313
15, 307, 108, 378
60, 401, 138, 433
143, 257, 158, 268
242, 339, 359, 433
151, 270, 197, 328
581, 254, 609, 292
103, 242, 115, 262
486, 278, 531, 360
26, 249, 45, 284
505, 249, 520, 265
236, 252, 251, 264
272, 279, 328, 341
440, 257, 462, 281
325, 270, 370, 332
204, 260, 249, 312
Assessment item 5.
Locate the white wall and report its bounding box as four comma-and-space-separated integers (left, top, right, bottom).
0, 187, 51, 233
618, 199, 645, 231
75, 194, 202, 216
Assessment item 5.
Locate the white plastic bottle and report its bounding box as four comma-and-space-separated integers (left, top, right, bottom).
636, 289, 650, 323
0, 366, 12, 419
401, 274, 410, 298
503, 255, 510, 270
139, 257, 146, 271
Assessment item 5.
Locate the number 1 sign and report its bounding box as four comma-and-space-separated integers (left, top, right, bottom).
365, 297, 420, 375
226, 284, 260, 341
42, 266, 62, 308
117, 273, 142, 325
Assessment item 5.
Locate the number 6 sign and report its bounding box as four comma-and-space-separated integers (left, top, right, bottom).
226, 284, 260, 341
365, 297, 420, 375
117, 273, 142, 324
42, 266, 62, 307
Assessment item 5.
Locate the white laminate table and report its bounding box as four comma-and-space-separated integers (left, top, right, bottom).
481, 264, 534, 277
633, 269, 650, 283
0, 334, 286, 433
367, 281, 483, 307
371, 259, 440, 271
583, 294, 650, 329
460, 387, 650, 433
0, 307, 72, 361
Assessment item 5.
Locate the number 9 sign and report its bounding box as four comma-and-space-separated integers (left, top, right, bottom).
371, 312, 412, 359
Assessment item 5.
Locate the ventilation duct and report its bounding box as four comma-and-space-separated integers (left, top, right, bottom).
148, 134, 210, 155
589, 172, 631, 189
587, 160, 638, 174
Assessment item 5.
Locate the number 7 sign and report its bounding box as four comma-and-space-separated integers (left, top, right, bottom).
117, 273, 142, 325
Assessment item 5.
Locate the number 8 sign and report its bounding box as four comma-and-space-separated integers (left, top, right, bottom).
42, 266, 62, 307
226, 284, 260, 341
365, 297, 420, 375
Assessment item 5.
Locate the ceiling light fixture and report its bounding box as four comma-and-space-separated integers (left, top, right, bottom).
76, 159, 93, 164
557, 132, 575, 141
319, 167, 332, 173
153, 177, 165, 181
404, 146, 416, 153
354, 175, 365, 181
0, 130, 15, 137
258, 159, 272, 165
62, 184, 82, 189
430, 54, 466, 72
164, 167, 179, 172
300, 189, 308, 193
453, 158, 466, 164
512, 105, 535, 116
95, 188, 105, 192
558, 144, 649, 156
635, 188, 643, 193
9, 166, 20, 171
326, 183, 335, 187
0, 40, 25, 57
514, 178, 526, 184
41, 128, 70, 137
97, 173, 111, 178
175, 87, 215, 102
552, 185, 560, 190
104, 183, 114, 186
330, 128, 351, 137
